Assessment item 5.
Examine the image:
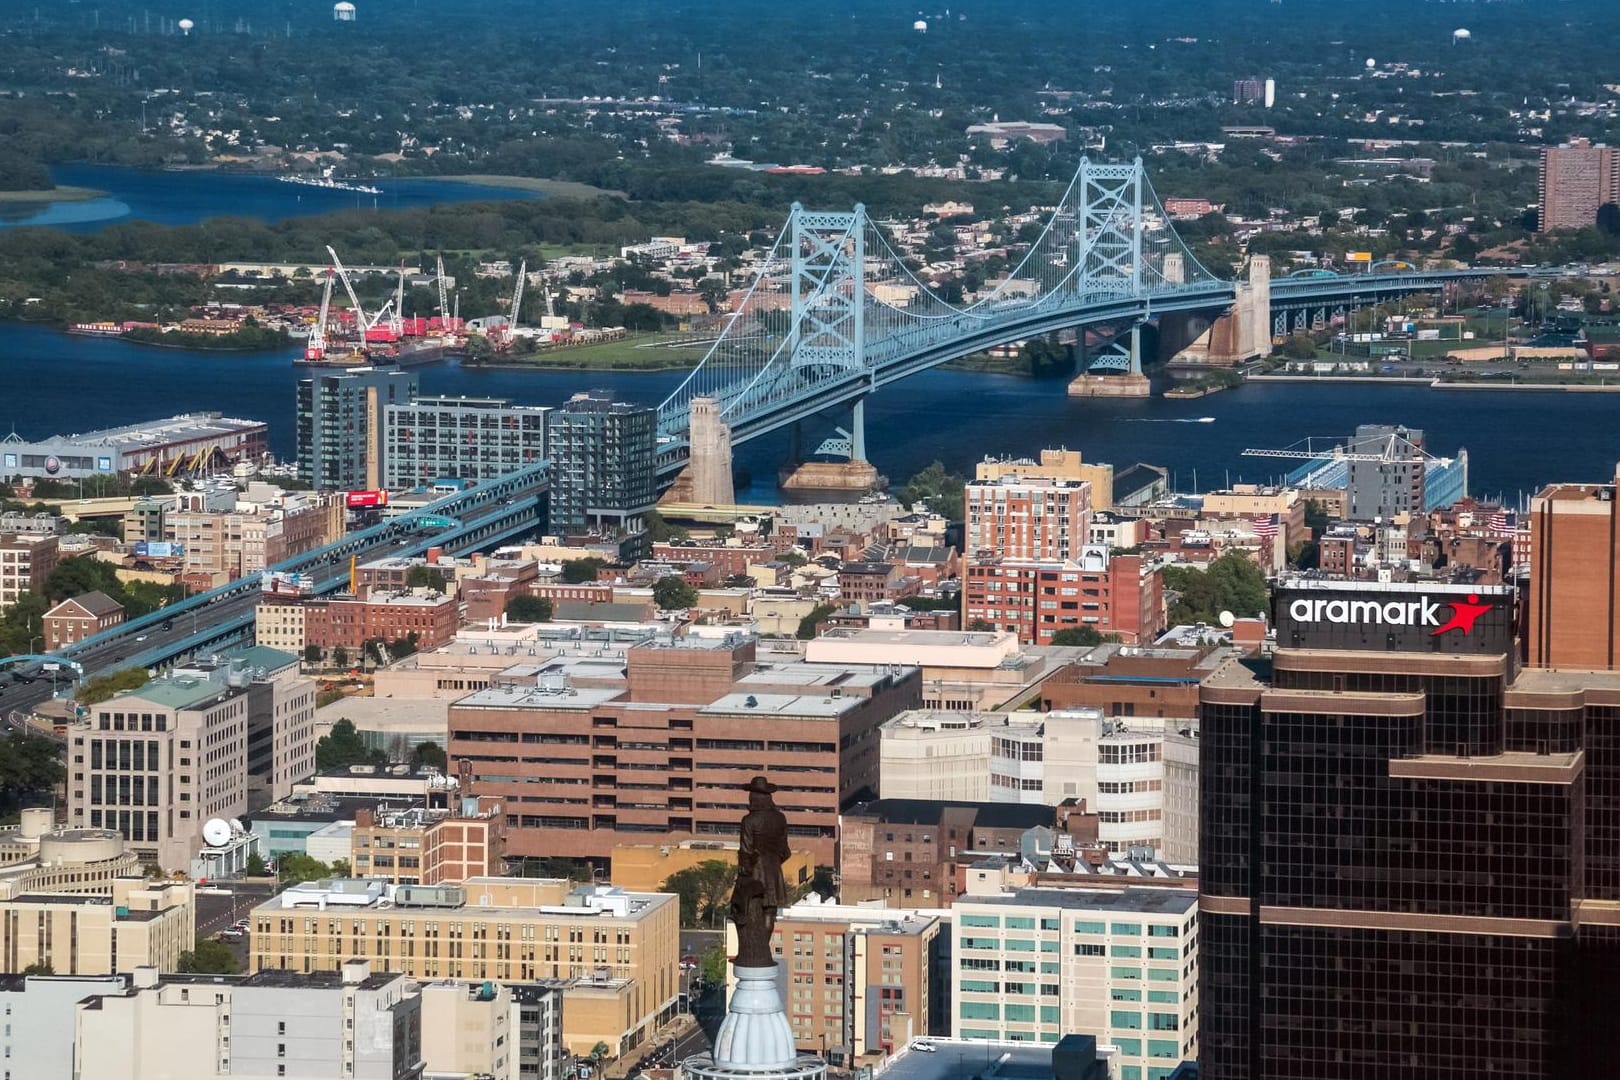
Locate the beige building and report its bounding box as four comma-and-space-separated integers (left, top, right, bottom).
253, 597, 306, 653
164, 491, 343, 582
66, 649, 317, 871
350, 801, 505, 885
976, 449, 1115, 511
0, 878, 195, 975
420, 980, 516, 1080
0, 810, 142, 900
250, 878, 679, 1058
802, 627, 1056, 711
772, 903, 944, 1064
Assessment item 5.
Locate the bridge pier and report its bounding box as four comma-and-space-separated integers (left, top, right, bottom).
661, 396, 736, 508
1068, 324, 1151, 397
1168, 255, 1273, 373
777, 396, 882, 496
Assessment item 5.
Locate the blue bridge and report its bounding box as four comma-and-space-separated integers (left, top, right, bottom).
652, 157, 1512, 476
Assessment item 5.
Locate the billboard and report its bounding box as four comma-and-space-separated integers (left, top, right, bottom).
1273, 581, 1514, 656
1345, 251, 1373, 263
133, 541, 182, 558
347, 490, 389, 509
262, 572, 315, 595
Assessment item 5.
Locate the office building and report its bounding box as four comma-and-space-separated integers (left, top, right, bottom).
772, 903, 945, 1063
545, 392, 657, 547
966, 475, 1094, 562
0, 413, 268, 481
301, 589, 462, 656
42, 590, 125, 651
951, 886, 1198, 1078
65, 649, 317, 870
448, 635, 921, 865
962, 549, 1163, 645
802, 627, 1061, 712
0, 531, 58, 614
384, 395, 550, 489
0, 878, 195, 975
163, 490, 344, 583
1538, 138, 1620, 232
296, 367, 418, 490
419, 978, 569, 1080
1528, 462, 1620, 668
0, 809, 142, 900
878, 709, 1189, 857
1199, 577, 1620, 1079
250, 878, 679, 1057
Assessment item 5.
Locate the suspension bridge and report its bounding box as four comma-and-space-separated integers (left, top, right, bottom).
652, 157, 1511, 482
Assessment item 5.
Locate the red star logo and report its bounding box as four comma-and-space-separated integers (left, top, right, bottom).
1430, 593, 1492, 636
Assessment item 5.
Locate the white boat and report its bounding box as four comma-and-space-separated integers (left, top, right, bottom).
277, 167, 382, 196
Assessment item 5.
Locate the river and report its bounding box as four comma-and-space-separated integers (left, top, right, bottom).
0, 165, 538, 231
2, 324, 1615, 503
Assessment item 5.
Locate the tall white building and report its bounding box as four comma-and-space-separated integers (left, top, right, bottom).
951, 887, 1197, 1080
879, 708, 1197, 857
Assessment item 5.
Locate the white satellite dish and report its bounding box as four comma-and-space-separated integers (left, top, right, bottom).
228, 818, 246, 835
1218, 610, 1236, 628
202, 818, 232, 847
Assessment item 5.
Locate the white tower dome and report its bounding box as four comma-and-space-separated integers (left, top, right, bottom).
334, 1, 357, 21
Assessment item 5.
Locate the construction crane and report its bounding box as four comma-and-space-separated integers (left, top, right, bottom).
499, 259, 527, 350
435, 255, 451, 328
389, 262, 405, 338
304, 266, 336, 362
1243, 434, 1451, 488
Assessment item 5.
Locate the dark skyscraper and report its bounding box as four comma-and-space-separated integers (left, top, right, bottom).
544, 391, 657, 554
295, 367, 418, 490
1199, 578, 1620, 1079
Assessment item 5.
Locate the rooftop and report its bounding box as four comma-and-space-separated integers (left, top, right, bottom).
845, 799, 1055, 830
118, 673, 243, 711
967, 885, 1197, 916
48, 412, 266, 449
701, 692, 861, 718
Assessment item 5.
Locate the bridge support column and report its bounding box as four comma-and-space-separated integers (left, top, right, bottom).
851, 397, 866, 462
660, 396, 735, 509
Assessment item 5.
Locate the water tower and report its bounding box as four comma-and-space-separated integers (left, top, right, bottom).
334, 1, 357, 22
178, 17, 194, 35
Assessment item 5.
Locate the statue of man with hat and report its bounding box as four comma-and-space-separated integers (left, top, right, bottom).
731, 775, 791, 967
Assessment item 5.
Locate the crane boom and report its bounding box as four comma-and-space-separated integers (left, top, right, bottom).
510, 259, 526, 330
326, 245, 370, 332
391, 262, 405, 336
436, 255, 450, 324
306, 267, 335, 360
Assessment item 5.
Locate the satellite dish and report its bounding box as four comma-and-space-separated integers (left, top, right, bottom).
202, 818, 232, 847
1365, 58, 1377, 70
1218, 610, 1236, 628
229, 818, 246, 835
178, 17, 194, 33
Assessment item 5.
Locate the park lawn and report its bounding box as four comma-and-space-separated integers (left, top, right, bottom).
443, 174, 624, 200
503, 332, 714, 370
0, 185, 103, 205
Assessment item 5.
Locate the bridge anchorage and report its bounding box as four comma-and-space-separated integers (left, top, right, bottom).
649, 155, 1507, 497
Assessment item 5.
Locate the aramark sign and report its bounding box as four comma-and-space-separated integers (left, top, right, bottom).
1275, 583, 1514, 654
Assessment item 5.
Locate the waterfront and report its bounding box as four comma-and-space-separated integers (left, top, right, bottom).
0, 165, 539, 231
3, 324, 1617, 503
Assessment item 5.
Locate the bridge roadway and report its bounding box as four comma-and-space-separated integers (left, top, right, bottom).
654, 268, 1515, 477
0, 464, 550, 723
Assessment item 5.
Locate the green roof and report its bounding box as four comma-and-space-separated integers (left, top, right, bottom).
232, 645, 299, 671
125, 675, 238, 711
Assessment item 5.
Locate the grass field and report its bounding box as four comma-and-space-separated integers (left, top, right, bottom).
490, 332, 714, 371
0, 185, 103, 206
443, 174, 623, 200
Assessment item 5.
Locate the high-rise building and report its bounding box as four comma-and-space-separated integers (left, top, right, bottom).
544, 392, 656, 548
965, 475, 1093, 562
976, 450, 1116, 511
1199, 577, 1620, 1079
1232, 77, 1263, 105
961, 549, 1163, 645
65, 649, 316, 871
1344, 423, 1425, 520
1528, 463, 1620, 668
1538, 138, 1620, 232
950, 886, 1199, 1074
296, 367, 418, 490
0, 531, 58, 615
383, 394, 550, 489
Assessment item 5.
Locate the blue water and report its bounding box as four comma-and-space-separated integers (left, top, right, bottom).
1, 323, 1615, 503
0, 165, 537, 231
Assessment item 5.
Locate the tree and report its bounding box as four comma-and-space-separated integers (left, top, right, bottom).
178, 939, 240, 974
900, 462, 966, 521
797, 602, 838, 640
21, 961, 53, 976
1049, 627, 1104, 647
412, 741, 448, 771
700, 944, 727, 987
303, 644, 322, 665
277, 853, 335, 885
1162, 553, 1269, 626
245, 852, 268, 877
406, 565, 448, 592
315, 718, 373, 771
0, 732, 66, 815
561, 557, 607, 584
505, 594, 554, 623
809, 866, 836, 901
386, 634, 419, 660
332, 646, 349, 670
76, 668, 150, 706
663, 859, 737, 927
589, 1042, 612, 1066
778, 549, 808, 569
1280, 333, 1318, 360
967, 619, 996, 632
653, 575, 699, 611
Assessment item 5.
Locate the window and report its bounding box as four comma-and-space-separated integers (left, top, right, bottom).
1111, 923, 1143, 936
1111, 1010, 1143, 1029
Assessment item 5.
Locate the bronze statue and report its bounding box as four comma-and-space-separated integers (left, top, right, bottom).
731, 775, 791, 967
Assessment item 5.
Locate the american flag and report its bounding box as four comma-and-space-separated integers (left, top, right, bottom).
1487, 510, 1516, 533
1251, 513, 1280, 538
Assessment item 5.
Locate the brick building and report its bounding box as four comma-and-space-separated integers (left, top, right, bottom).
305, 592, 461, 655
0, 532, 58, 615
43, 590, 125, 651
962, 549, 1163, 645
965, 475, 1093, 562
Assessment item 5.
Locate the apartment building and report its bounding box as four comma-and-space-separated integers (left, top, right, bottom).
296, 367, 419, 490
250, 879, 678, 1057
0, 878, 195, 976
419, 979, 569, 1080
383, 394, 550, 489
1538, 137, 1620, 232
164, 491, 344, 583
66, 649, 317, 870
962, 549, 1163, 645
965, 475, 1094, 562
773, 904, 945, 1064
951, 887, 1198, 1079
0, 531, 58, 614
976, 449, 1116, 511
302, 590, 462, 655
448, 635, 921, 865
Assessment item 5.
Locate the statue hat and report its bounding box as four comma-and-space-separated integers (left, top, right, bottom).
745, 776, 778, 795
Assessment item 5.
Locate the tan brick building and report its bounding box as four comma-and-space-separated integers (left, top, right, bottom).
0, 879, 195, 975
1528, 464, 1620, 668
350, 802, 505, 885
0, 532, 58, 615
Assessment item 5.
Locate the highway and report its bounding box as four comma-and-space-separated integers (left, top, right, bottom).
0, 464, 550, 723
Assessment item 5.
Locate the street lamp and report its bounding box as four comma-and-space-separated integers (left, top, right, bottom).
27, 635, 41, 656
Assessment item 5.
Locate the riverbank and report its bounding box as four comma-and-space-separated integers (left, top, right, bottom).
1251, 372, 1620, 391
468, 332, 711, 372
435, 174, 623, 200
0, 185, 103, 207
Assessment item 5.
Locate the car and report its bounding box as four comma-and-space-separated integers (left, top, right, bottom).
912, 1041, 937, 1053
234, 919, 250, 930
219, 929, 244, 941
135, 635, 148, 642
680, 953, 699, 966
161, 621, 173, 632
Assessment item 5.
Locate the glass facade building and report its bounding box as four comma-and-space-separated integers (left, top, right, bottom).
382, 395, 549, 489
1199, 578, 1620, 1079
295, 368, 418, 490
544, 392, 656, 552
